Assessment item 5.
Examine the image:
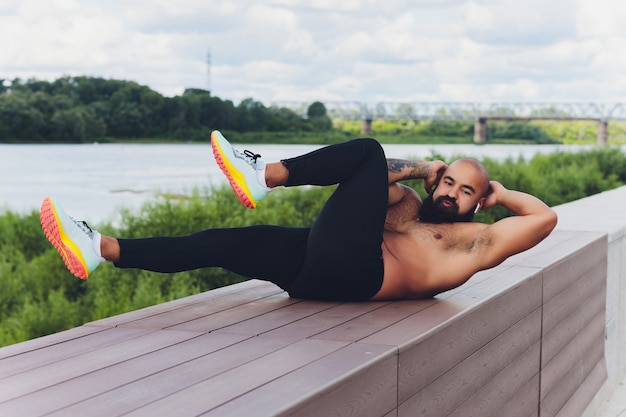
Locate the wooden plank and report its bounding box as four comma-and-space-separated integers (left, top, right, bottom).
241, 301, 390, 342
0, 325, 105, 360
554, 203, 626, 238
206, 343, 397, 417
0, 332, 250, 417
115, 284, 290, 330
495, 374, 540, 417
362, 266, 541, 351
540, 313, 605, 413
86, 279, 278, 328
119, 339, 350, 417
43, 335, 301, 417
541, 311, 605, 400
499, 232, 565, 266
326, 267, 536, 343
542, 260, 606, 338
503, 232, 605, 271
541, 236, 606, 302
554, 358, 608, 417
0, 327, 153, 379
398, 309, 541, 416
500, 231, 573, 266
383, 409, 398, 417
216, 298, 344, 337
445, 340, 540, 417
0, 329, 199, 403
540, 351, 605, 417
437, 264, 539, 305
361, 298, 471, 348
312, 299, 436, 343
437, 263, 515, 298
396, 276, 541, 402
541, 279, 605, 367
164, 293, 309, 332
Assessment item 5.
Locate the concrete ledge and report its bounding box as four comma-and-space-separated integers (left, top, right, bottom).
0, 222, 609, 416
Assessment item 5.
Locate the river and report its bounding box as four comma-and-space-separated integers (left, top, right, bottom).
0, 142, 613, 224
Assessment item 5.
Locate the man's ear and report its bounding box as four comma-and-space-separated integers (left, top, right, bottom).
474, 197, 487, 213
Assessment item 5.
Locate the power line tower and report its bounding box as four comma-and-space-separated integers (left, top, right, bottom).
206, 47, 211, 93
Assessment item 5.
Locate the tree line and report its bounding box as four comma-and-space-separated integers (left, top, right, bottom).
0, 76, 332, 143
2, 75, 624, 144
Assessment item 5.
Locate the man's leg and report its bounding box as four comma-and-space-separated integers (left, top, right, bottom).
114, 226, 309, 290
42, 137, 387, 299
116, 137, 387, 298
41, 196, 309, 290
282, 138, 389, 300
211, 134, 389, 300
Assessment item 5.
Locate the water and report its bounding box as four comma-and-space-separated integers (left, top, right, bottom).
0, 142, 609, 225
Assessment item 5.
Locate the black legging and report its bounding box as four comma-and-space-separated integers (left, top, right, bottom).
114, 138, 389, 301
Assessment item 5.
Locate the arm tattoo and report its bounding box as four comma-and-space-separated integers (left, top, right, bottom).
387, 159, 431, 180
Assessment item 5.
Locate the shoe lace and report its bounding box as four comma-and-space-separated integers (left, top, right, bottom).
240, 149, 262, 167
70, 217, 94, 237
243, 150, 261, 161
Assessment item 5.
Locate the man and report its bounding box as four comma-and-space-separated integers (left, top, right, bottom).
40, 131, 557, 301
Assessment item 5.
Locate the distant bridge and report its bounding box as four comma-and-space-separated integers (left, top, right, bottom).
272, 101, 626, 145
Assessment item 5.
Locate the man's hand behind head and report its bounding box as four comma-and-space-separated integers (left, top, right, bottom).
424, 160, 447, 194
482, 180, 506, 210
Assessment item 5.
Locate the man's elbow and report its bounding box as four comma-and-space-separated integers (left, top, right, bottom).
531, 208, 558, 244
543, 209, 558, 235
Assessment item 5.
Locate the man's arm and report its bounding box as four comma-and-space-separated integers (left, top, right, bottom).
386, 184, 421, 232
479, 181, 558, 269
385, 159, 446, 232
387, 159, 447, 193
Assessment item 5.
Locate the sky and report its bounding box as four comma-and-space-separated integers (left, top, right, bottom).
1, 0, 626, 106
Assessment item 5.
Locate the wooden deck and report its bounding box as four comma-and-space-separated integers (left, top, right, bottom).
0, 229, 608, 417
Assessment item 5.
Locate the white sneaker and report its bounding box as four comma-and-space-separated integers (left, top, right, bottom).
211, 130, 270, 208
40, 196, 104, 279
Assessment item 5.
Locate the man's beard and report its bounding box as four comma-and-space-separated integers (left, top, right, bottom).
418, 195, 475, 224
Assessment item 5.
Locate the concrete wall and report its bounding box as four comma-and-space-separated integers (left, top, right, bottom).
552, 185, 626, 416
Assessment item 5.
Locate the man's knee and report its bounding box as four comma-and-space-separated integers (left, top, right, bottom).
354, 137, 384, 157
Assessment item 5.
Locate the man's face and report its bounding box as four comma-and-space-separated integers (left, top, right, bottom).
418, 160, 488, 223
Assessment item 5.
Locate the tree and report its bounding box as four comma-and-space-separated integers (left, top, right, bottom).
50, 108, 86, 141
305, 101, 332, 132
73, 76, 128, 104
0, 79, 9, 94
0, 92, 46, 140
237, 98, 270, 131
307, 101, 327, 118
109, 101, 144, 137
0, 75, 335, 142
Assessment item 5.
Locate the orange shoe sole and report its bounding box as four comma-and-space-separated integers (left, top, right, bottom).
211, 132, 256, 209
40, 197, 89, 279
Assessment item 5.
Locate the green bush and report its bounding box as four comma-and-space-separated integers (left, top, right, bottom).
487, 121, 558, 144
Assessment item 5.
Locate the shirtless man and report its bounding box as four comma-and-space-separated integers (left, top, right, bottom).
377, 157, 557, 299
40, 131, 557, 301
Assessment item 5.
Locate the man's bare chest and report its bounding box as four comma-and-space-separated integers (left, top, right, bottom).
407, 222, 484, 252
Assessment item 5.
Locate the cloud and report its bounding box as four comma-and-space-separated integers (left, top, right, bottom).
463, 0, 578, 45
577, 0, 626, 37
1, 0, 625, 103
